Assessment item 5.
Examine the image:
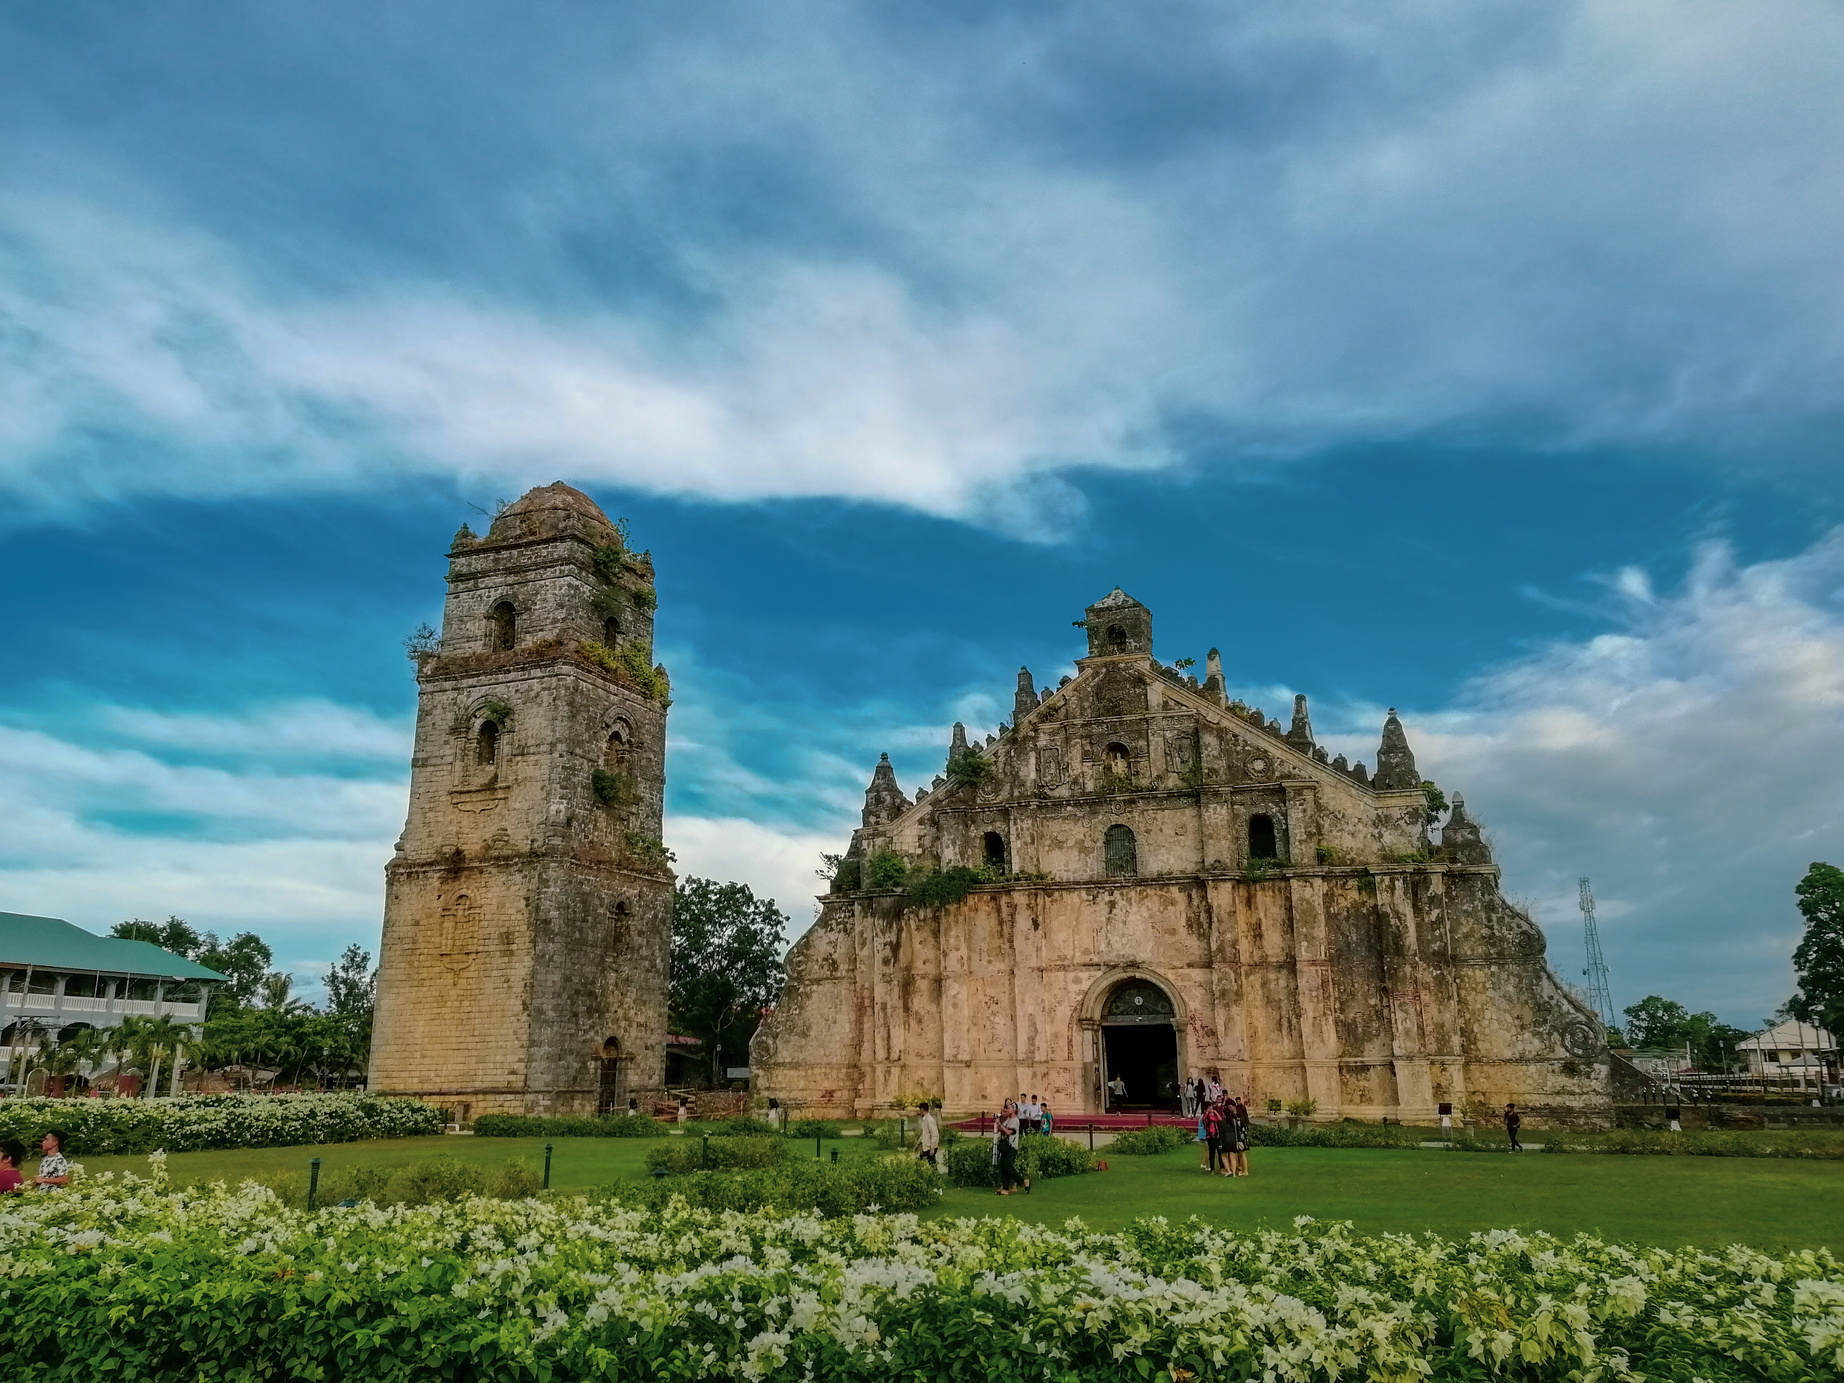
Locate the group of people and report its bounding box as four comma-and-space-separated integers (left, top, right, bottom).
0, 1131, 72, 1194
1013, 1092, 1052, 1134
1197, 1091, 1252, 1176
1180, 1075, 1230, 1118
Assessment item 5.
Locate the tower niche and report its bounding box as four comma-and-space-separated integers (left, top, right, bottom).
368, 482, 673, 1118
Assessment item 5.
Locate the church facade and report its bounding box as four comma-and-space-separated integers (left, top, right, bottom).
368, 483, 674, 1119
752, 590, 1612, 1126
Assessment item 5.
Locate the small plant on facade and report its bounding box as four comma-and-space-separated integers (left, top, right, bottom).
623, 831, 676, 872
1315, 843, 1341, 865
1178, 760, 1207, 791
1421, 779, 1448, 820
593, 769, 637, 807
402, 622, 440, 661
1098, 769, 1133, 796
867, 851, 908, 888
1245, 855, 1284, 881
945, 747, 989, 786
579, 639, 672, 707
902, 864, 1004, 909
476, 699, 513, 725
1385, 849, 1433, 864
1282, 1097, 1319, 1123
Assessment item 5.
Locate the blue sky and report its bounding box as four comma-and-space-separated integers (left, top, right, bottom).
3, 1, 1842, 1025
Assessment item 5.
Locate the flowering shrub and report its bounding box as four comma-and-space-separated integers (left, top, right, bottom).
473, 1113, 667, 1139
0, 1093, 442, 1154
258, 1155, 541, 1207
0, 1171, 1838, 1381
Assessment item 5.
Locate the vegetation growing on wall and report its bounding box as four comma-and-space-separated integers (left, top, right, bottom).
945, 747, 989, 786
579, 639, 672, 707
592, 769, 637, 807
867, 851, 908, 888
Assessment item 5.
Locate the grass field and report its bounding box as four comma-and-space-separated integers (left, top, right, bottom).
65, 1130, 1844, 1251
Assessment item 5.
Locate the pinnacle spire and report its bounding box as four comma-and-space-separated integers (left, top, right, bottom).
1372, 708, 1420, 791
1014, 667, 1039, 723
1286, 694, 1314, 749
861, 752, 908, 827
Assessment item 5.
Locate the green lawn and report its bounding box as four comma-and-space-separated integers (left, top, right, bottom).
70, 1132, 1844, 1252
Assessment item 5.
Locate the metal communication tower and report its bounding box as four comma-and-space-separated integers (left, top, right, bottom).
1578, 877, 1616, 1030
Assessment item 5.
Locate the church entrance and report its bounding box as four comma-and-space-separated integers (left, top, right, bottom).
1099, 979, 1180, 1111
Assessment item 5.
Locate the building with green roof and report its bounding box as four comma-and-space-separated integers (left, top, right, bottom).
1, 910, 227, 1064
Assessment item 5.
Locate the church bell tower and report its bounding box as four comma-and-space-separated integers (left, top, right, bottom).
369, 482, 673, 1118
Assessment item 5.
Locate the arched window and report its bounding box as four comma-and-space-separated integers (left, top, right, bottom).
489, 601, 517, 651
1104, 823, 1137, 877
606, 723, 631, 770
983, 831, 1008, 870
1104, 742, 1130, 774
1248, 813, 1278, 860
1106, 623, 1128, 652
475, 720, 500, 766
603, 616, 622, 645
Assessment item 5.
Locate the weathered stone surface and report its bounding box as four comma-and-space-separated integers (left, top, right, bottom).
368, 483, 672, 1119
753, 590, 1611, 1127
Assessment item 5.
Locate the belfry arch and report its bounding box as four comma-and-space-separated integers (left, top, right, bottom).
1076, 968, 1187, 1114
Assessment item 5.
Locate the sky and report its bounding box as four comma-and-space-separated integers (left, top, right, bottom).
2, 0, 1842, 1026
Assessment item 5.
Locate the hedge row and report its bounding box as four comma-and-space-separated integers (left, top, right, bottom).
644, 1135, 788, 1174
0, 1093, 442, 1154
471, 1113, 667, 1139
944, 1131, 1095, 1186
609, 1156, 943, 1216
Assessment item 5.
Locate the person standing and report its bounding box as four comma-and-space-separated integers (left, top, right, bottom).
1180, 1078, 1195, 1119
1229, 1099, 1250, 1177
1040, 1100, 1054, 1136
32, 1130, 72, 1189
1202, 1097, 1226, 1175
995, 1100, 1022, 1195
916, 1102, 939, 1165
1106, 1074, 1127, 1108
1503, 1102, 1522, 1152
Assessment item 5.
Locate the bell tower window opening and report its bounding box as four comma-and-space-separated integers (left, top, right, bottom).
1106, 623, 1128, 652
489, 601, 517, 651
605, 723, 631, 771
982, 831, 1007, 870
475, 720, 500, 766
1248, 813, 1279, 860
603, 616, 622, 645
1104, 823, 1137, 877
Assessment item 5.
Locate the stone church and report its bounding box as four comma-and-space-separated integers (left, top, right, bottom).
752, 589, 1612, 1125
369, 484, 674, 1119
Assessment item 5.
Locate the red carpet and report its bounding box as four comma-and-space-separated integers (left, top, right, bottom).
951, 1112, 1195, 1133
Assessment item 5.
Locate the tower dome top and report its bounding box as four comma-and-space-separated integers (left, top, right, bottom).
487, 482, 622, 544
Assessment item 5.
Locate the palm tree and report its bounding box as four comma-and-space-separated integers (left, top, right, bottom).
38, 1037, 85, 1098
60, 1025, 113, 1087
126, 1015, 191, 1098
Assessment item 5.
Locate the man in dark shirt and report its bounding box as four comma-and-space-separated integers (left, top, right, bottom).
1504, 1102, 1522, 1151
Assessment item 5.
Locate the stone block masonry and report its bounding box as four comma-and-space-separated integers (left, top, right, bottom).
753, 587, 1613, 1127
369, 484, 673, 1118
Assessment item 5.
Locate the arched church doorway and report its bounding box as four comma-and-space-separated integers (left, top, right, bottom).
1099, 978, 1179, 1111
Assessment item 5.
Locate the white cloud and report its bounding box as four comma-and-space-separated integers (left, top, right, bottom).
101, 701, 410, 761
665, 816, 841, 944
3, 1, 1844, 524
1387, 534, 1844, 1025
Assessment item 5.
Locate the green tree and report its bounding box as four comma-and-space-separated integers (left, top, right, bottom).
109, 917, 275, 1010
669, 878, 788, 1086
1620, 994, 1750, 1072
1789, 862, 1844, 1037
324, 944, 375, 1019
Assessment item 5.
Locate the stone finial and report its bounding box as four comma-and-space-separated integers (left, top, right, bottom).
947, 721, 969, 772
861, 752, 909, 828
453, 523, 477, 546
1287, 694, 1315, 749
1352, 761, 1371, 785
1440, 793, 1493, 864
1014, 668, 1039, 723
1332, 754, 1349, 772
1372, 708, 1420, 790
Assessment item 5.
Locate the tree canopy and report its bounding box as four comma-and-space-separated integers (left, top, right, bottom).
1620, 994, 1751, 1071
110, 916, 276, 1009
1789, 861, 1844, 1037
668, 878, 787, 1086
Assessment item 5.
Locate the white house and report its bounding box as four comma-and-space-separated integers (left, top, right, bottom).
1738, 1019, 1836, 1083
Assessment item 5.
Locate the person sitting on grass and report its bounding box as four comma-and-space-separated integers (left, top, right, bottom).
0, 1141, 26, 1194
32, 1130, 72, 1189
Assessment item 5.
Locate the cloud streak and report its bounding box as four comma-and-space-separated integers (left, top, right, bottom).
3, 1, 1844, 527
